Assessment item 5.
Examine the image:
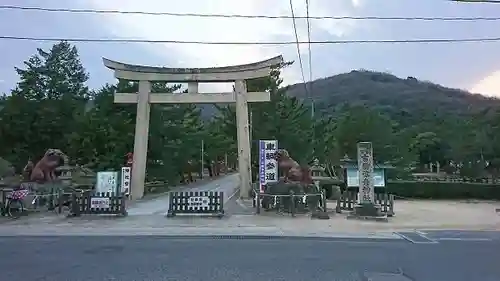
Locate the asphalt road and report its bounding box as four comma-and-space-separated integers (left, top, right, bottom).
2, 234, 500, 281
127, 174, 240, 216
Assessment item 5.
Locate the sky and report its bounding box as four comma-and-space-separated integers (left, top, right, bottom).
1, 0, 500, 96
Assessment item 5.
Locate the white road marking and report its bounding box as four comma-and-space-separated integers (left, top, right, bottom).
227, 187, 239, 202
437, 238, 493, 241
415, 230, 428, 236
394, 232, 439, 244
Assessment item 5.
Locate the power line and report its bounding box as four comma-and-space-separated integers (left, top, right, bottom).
305, 0, 314, 119
450, 0, 500, 3
305, 0, 316, 156
1, 36, 500, 45
2, 5, 500, 21
305, 0, 313, 86
288, 0, 309, 99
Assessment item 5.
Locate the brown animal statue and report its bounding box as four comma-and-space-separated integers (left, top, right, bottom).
275, 149, 313, 184
30, 149, 67, 183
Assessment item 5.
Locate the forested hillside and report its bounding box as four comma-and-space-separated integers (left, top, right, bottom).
286, 70, 499, 123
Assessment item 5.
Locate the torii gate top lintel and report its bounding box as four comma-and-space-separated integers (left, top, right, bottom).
102, 55, 284, 82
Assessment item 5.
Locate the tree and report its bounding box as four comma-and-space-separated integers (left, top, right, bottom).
67, 83, 135, 170
0, 41, 90, 170
206, 62, 317, 181
410, 131, 449, 171
333, 104, 397, 162
69, 79, 205, 183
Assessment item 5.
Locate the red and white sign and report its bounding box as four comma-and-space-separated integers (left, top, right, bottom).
126, 152, 134, 167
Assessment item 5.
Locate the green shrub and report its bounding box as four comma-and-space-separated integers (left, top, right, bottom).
386, 181, 500, 200
0, 157, 15, 178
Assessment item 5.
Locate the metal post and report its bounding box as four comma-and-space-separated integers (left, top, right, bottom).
200, 139, 204, 179
224, 153, 228, 174
249, 110, 253, 181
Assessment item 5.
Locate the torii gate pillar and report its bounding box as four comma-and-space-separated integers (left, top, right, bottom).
234, 80, 251, 199
131, 80, 151, 200
103, 56, 283, 200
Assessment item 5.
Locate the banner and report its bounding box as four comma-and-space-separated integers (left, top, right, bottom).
258, 140, 278, 193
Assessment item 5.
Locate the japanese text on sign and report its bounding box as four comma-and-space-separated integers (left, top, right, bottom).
259, 140, 278, 191
121, 167, 131, 195
188, 196, 209, 208
96, 171, 118, 194
357, 142, 374, 204
90, 197, 110, 209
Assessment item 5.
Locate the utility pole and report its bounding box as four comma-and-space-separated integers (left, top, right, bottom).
200, 139, 204, 179
249, 110, 253, 148
249, 110, 253, 181
310, 84, 315, 158
225, 153, 228, 173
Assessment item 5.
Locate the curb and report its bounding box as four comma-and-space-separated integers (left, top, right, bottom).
0, 227, 403, 240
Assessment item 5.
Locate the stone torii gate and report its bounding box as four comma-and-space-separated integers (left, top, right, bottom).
103, 55, 284, 200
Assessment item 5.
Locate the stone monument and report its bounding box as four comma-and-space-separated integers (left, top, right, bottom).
103, 56, 283, 199
348, 142, 385, 220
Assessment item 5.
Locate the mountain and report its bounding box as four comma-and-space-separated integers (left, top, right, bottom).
285, 70, 500, 123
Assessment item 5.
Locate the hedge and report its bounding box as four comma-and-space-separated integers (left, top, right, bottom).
345, 181, 500, 200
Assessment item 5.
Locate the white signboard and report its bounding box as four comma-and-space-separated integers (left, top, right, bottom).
120, 167, 131, 196
188, 196, 209, 207
90, 197, 110, 209
259, 140, 278, 192
357, 142, 375, 204
96, 171, 118, 194
346, 168, 385, 187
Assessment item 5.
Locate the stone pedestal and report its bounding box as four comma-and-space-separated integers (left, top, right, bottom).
353, 203, 382, 216
347, 203, 388, 222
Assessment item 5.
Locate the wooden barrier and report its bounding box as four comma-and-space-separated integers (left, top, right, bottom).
166, 191, 224, 218
69, 191, 127, 217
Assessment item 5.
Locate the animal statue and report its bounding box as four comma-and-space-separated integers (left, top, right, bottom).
275, 149, 313, 185
30, 149, 68, 183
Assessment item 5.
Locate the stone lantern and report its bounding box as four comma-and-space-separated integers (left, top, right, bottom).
56, 165, 73, 187
310, 158, 324, 178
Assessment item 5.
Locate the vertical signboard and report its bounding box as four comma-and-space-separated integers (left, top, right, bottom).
96, 171, 118, 194
258, 140, 278, 193
357, 142, 375, 204
121, 166, 131, 196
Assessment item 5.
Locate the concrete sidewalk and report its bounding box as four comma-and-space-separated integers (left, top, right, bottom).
2, 207, 498, 238
2, 194, 499, 240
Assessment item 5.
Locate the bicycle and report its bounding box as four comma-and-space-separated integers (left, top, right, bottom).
1, 189, 29, 218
